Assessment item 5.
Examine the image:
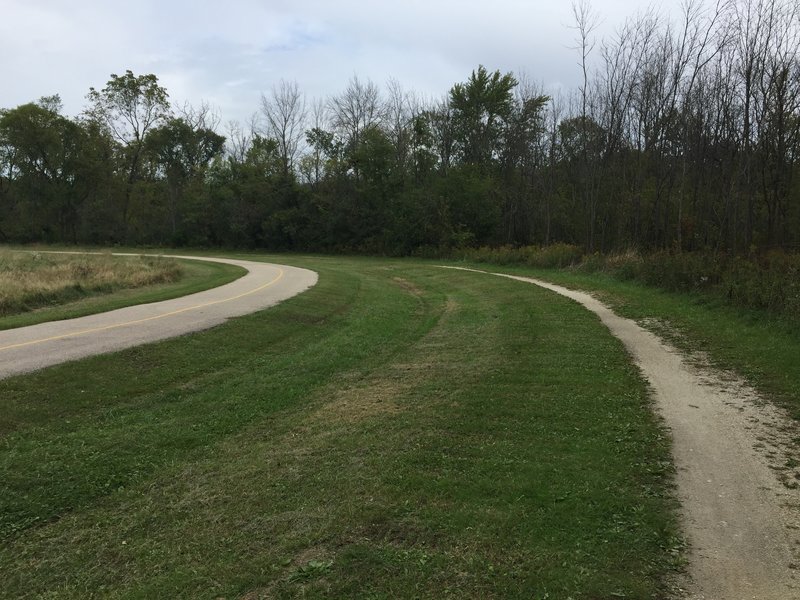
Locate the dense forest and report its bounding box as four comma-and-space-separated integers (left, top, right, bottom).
1, 0, 799, 254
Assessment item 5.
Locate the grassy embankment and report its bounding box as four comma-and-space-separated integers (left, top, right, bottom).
0, 255, 680, 599
0, 249, 245, 330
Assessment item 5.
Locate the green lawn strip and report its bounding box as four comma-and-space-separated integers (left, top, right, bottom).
0, 257, 245, 330
454, 262, 800, 422
0, 257, 679, 598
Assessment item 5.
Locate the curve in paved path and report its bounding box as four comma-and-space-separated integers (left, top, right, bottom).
442, 266, 800, 600
0, 255, 317, 380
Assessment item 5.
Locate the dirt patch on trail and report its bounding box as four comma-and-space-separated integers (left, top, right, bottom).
442, 266, 800, 600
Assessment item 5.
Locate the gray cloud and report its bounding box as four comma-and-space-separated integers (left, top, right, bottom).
1, 0, 678, 125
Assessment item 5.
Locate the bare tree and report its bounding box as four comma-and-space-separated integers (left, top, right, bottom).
329, 75, 383, 179
225, 119, 254, 164
298, 97, 330, 186
426, 97, 455, 176
260, 80, 307, 176
385, 78, 416, 169
177, 100, 221, 133
752, 0, 800, 245
733, 0, 774, 248
673, 0, 731, 250
571, 0, 601, 250
541, 94, 567, 244
596, 8, 660, 247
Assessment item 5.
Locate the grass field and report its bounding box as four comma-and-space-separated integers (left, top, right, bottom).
0, 250, 245, 331
0, 254, 681, 599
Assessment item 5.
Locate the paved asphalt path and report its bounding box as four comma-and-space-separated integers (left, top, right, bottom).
0, 255, 318, 380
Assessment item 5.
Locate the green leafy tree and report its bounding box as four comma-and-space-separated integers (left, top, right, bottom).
85, 70, 170, 240
0, 96, 88, 241
146, 117, 225, 241
449, 66, 518, 169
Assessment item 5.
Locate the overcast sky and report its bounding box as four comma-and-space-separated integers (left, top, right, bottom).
1, 1, 679, 125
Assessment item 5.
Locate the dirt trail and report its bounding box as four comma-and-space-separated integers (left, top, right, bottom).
444, 267, 800, 599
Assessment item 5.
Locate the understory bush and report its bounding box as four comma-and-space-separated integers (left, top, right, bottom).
455, 243, 584, 268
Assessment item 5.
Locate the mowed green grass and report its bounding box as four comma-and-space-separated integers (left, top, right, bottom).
0, 255, 680, 599
0, 251, 245, 331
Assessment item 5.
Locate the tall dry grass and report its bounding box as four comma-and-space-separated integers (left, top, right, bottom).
0, 251, 183, 316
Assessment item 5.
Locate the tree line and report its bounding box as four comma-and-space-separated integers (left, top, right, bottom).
1, 0, 799, 254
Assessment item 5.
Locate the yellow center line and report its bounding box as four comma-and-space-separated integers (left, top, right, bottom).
0, 267, 285, 353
